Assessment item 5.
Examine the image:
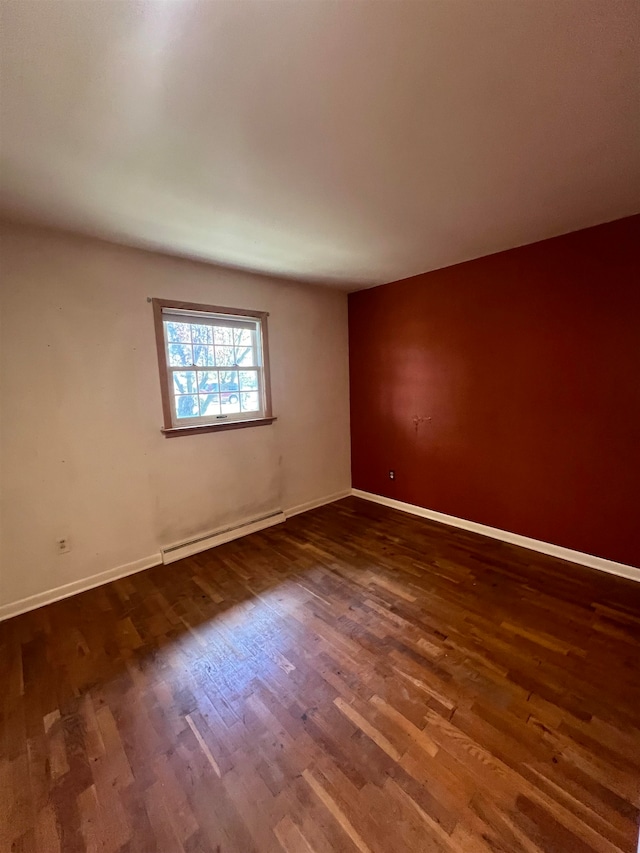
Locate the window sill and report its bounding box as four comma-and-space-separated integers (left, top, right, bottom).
161, 417, 277, 437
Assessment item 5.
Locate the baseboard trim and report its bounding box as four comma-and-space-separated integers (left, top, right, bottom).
284, 489, 352, 519
0, 490, 354, 621
163, 490, 353, 562
351, 489, 640, 583
161, 510, 287, 564
0, 553, 162, 623
161, 489, 351, 563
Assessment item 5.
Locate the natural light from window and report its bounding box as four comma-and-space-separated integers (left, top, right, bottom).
152, 300, 273, 433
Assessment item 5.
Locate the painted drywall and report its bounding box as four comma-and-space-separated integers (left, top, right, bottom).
349, 216, 640, 568
0, 223, 350, 609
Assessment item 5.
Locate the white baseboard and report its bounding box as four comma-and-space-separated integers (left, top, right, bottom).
162, 489, 352, 562
0, 553, 162, 623
285, 489, 352, 519
0, 490, 353, 622
352, 489, 640, 583
161, 510, 287, 564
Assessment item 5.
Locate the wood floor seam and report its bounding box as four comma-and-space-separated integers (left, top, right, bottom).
1, 496, 638, 852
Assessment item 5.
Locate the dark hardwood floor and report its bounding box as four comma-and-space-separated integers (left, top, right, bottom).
1, 496, 639, 853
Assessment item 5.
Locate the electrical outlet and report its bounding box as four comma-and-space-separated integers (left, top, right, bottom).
389, 470, 395, 480
57, 537, 71, 555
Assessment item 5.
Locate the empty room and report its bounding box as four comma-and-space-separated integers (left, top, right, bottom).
1, 2, 639, 852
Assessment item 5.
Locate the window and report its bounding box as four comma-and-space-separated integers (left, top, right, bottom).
152, 299, 275, 435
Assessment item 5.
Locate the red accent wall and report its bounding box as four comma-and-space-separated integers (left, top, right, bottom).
349, 215, 640, 568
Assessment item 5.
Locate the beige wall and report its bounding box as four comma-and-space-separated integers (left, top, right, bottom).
0, 223, 351, 610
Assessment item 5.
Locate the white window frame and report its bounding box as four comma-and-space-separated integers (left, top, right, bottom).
152, 299, 274, 435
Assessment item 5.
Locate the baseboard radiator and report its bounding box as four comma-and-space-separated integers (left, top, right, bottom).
161, 510, 286, 564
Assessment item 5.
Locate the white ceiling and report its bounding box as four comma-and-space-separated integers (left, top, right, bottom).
1, 1, 638, 290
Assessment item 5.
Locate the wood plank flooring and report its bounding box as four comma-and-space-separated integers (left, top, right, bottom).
1, 496, 639, 852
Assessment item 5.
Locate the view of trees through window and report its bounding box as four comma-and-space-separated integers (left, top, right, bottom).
164, 319, 261, 420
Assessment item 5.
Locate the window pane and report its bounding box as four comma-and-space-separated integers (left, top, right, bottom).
197, 370, 218, 393
218, 370, 238, 390
173, 371, 197, 395
213, 326, 233, 346
221, 393, 240, 414
191, 324, 213, 345
175, 395, 198, 419
165, 322, 191, 343
168, 344, 193, 366
232, 328, 252, 347
240, 392, 260, 413
218, 370, 239, 412
239, 370, 258, 391
214, 345, 235, 366
235, 345, 256, 367
199, 394, 220, 416
193, 345, 215, 366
